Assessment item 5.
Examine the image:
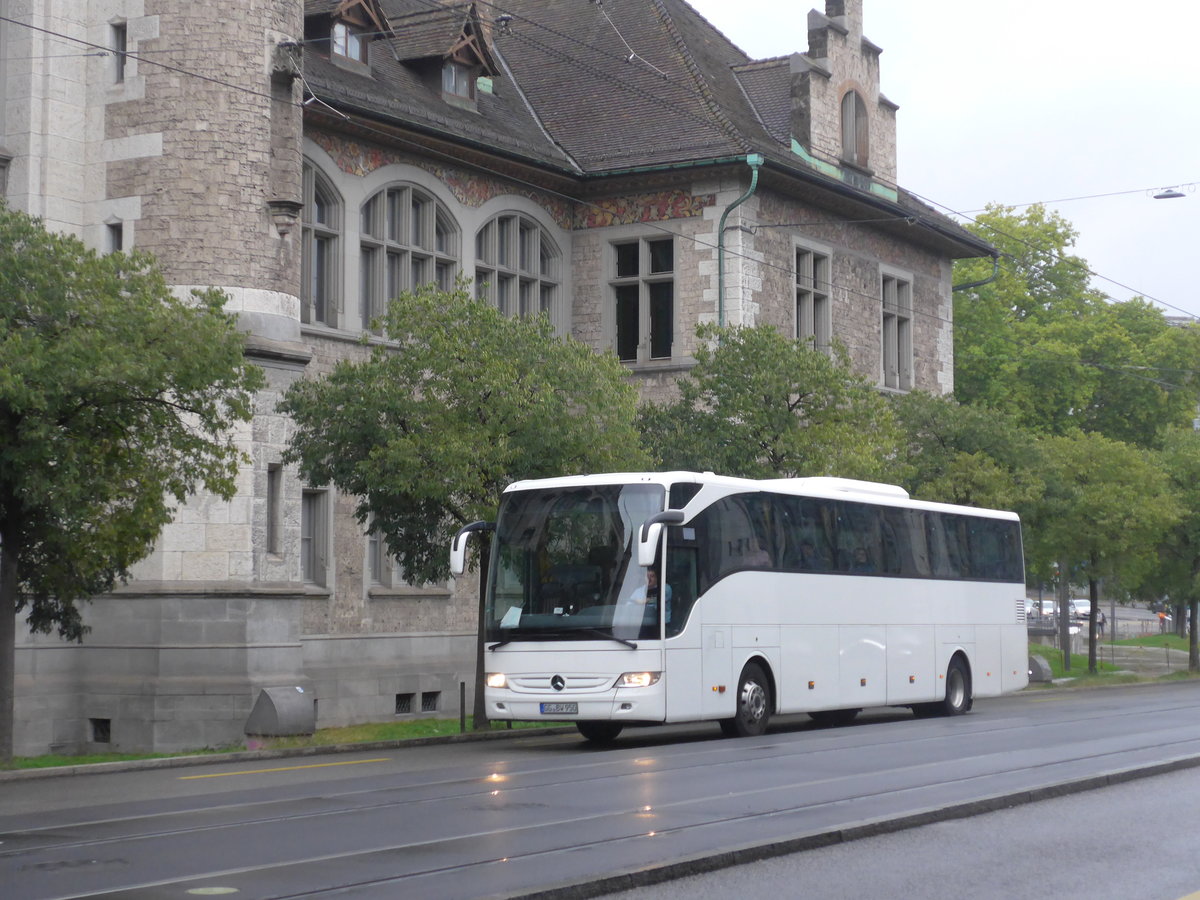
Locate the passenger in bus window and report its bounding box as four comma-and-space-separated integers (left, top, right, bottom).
851, 546, 876, 573
799, 540, 832, 571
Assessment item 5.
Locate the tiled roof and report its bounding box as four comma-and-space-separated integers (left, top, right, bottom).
733, 58, 794, 147
301, 0, 993, 256
387, 2, 472, 61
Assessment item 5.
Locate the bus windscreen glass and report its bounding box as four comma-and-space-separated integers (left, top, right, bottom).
486, 483, 665, 642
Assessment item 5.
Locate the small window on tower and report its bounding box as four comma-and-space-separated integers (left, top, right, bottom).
111, 23, 127, 83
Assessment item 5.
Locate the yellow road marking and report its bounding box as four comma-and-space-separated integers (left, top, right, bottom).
179, 758, 390, 780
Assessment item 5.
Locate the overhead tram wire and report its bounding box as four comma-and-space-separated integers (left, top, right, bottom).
14, 2, 1186, 318
0, 14, 283, 104
4, 11, 1192, 329
448, 1, 1195, 315
904, 188, 1196, 320
0, 13, 1013, 333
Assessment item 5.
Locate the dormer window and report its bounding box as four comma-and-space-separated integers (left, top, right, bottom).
442, 61, 474, 99
333, 21, 368, 63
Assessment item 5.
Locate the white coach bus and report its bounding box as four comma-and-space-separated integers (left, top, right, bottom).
451, 472, 1027, 743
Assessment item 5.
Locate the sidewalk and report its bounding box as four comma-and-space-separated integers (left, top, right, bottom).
1031, 640, 1192, 678
1094, 642, 1192, 677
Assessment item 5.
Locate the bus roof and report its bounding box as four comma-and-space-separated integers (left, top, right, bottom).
501, 472, 1019, 521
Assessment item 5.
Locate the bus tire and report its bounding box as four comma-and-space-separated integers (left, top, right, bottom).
809, 708, 860, 726
939, 656, 971, 716
576, 721, 623, 744
722, 662, 771, 737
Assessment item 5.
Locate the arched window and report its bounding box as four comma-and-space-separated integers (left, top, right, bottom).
302, 164, 341, 326
474, 213, 562, 326
359, 185, 458, 331
840, 90, 869, 168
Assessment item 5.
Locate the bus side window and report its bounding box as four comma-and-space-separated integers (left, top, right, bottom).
879, 510, 902, 575
833, 501, 881, 574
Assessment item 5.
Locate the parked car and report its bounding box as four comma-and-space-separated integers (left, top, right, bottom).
1027, 599, 1057, 620
1069, 599, 1091, 621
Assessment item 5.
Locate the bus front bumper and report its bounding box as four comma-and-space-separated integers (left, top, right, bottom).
486, 686, 666, 723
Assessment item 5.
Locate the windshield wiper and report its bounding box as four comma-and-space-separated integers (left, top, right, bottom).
575, 627, 637, 649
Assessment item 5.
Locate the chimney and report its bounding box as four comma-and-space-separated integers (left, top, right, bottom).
825, 0, 862, 37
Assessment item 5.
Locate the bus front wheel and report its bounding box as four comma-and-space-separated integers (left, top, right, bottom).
577, 721, 623, 744
721, 663, 771, 737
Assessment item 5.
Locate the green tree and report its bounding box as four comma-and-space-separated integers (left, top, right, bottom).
639, 324, 903, 481
954, 205, 1200, 447
280, 284, 649, 725
281, 283, 649, 585
891, 391, 1041, 514
1029, 432, 1180, 673
1075, 301, 1200, 447
0, 205, 264, 764
1153, 427, 1200, 670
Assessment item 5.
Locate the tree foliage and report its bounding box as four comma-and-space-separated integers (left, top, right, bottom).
0, 204, 264, 761
638, 324, 903, 481
279, 283, 649, 585
891, 391, 1041, 514
1028, 432, 1179, 672
953, 205, 1200, 447
1152, 427, 1200, 669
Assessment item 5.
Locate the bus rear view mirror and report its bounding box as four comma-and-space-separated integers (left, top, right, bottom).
637, 510, 686, 567
450, 520, 494, 577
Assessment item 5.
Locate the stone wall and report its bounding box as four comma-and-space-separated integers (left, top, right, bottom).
6, 0, 958, 756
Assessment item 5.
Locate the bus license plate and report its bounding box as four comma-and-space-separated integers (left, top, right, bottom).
540, 702, 578, 715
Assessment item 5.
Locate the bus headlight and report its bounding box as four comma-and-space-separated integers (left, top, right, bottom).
618, 671, 661, 688
485, 673, 508, 689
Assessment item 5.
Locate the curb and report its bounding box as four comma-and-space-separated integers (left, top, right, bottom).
0, 725, 577, 783
507, 750, 1200, 899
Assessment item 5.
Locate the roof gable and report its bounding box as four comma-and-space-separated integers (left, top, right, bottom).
386, 1, 499, 75
324, 0, 395, 39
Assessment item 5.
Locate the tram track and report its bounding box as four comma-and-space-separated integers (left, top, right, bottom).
8, 689, 1200, 899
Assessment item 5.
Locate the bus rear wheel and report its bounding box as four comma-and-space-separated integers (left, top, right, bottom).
721, 662, 771, 737
915, 656, 972, 717
576, 721, 623, 744
941, 657, 972, 715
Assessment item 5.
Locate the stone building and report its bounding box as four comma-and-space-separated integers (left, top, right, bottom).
1, 0, 994, 754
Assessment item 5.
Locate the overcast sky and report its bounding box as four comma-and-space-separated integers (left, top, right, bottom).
686, 0, 1199, 318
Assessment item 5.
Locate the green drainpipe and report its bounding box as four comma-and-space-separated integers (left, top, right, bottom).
718, 153, 765, 328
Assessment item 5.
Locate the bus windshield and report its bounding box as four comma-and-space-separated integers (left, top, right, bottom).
485, 483, 665, 643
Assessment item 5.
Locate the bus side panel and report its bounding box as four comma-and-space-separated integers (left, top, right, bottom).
935, 626, 975, 699
1003, 623, 1031, 693
701, 625, 733, 719
663, 646, 703, 722
971, 626, 1004, 699
779, 625, 839, 713
839, 625, 887, 708
885, 625, 936, 704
